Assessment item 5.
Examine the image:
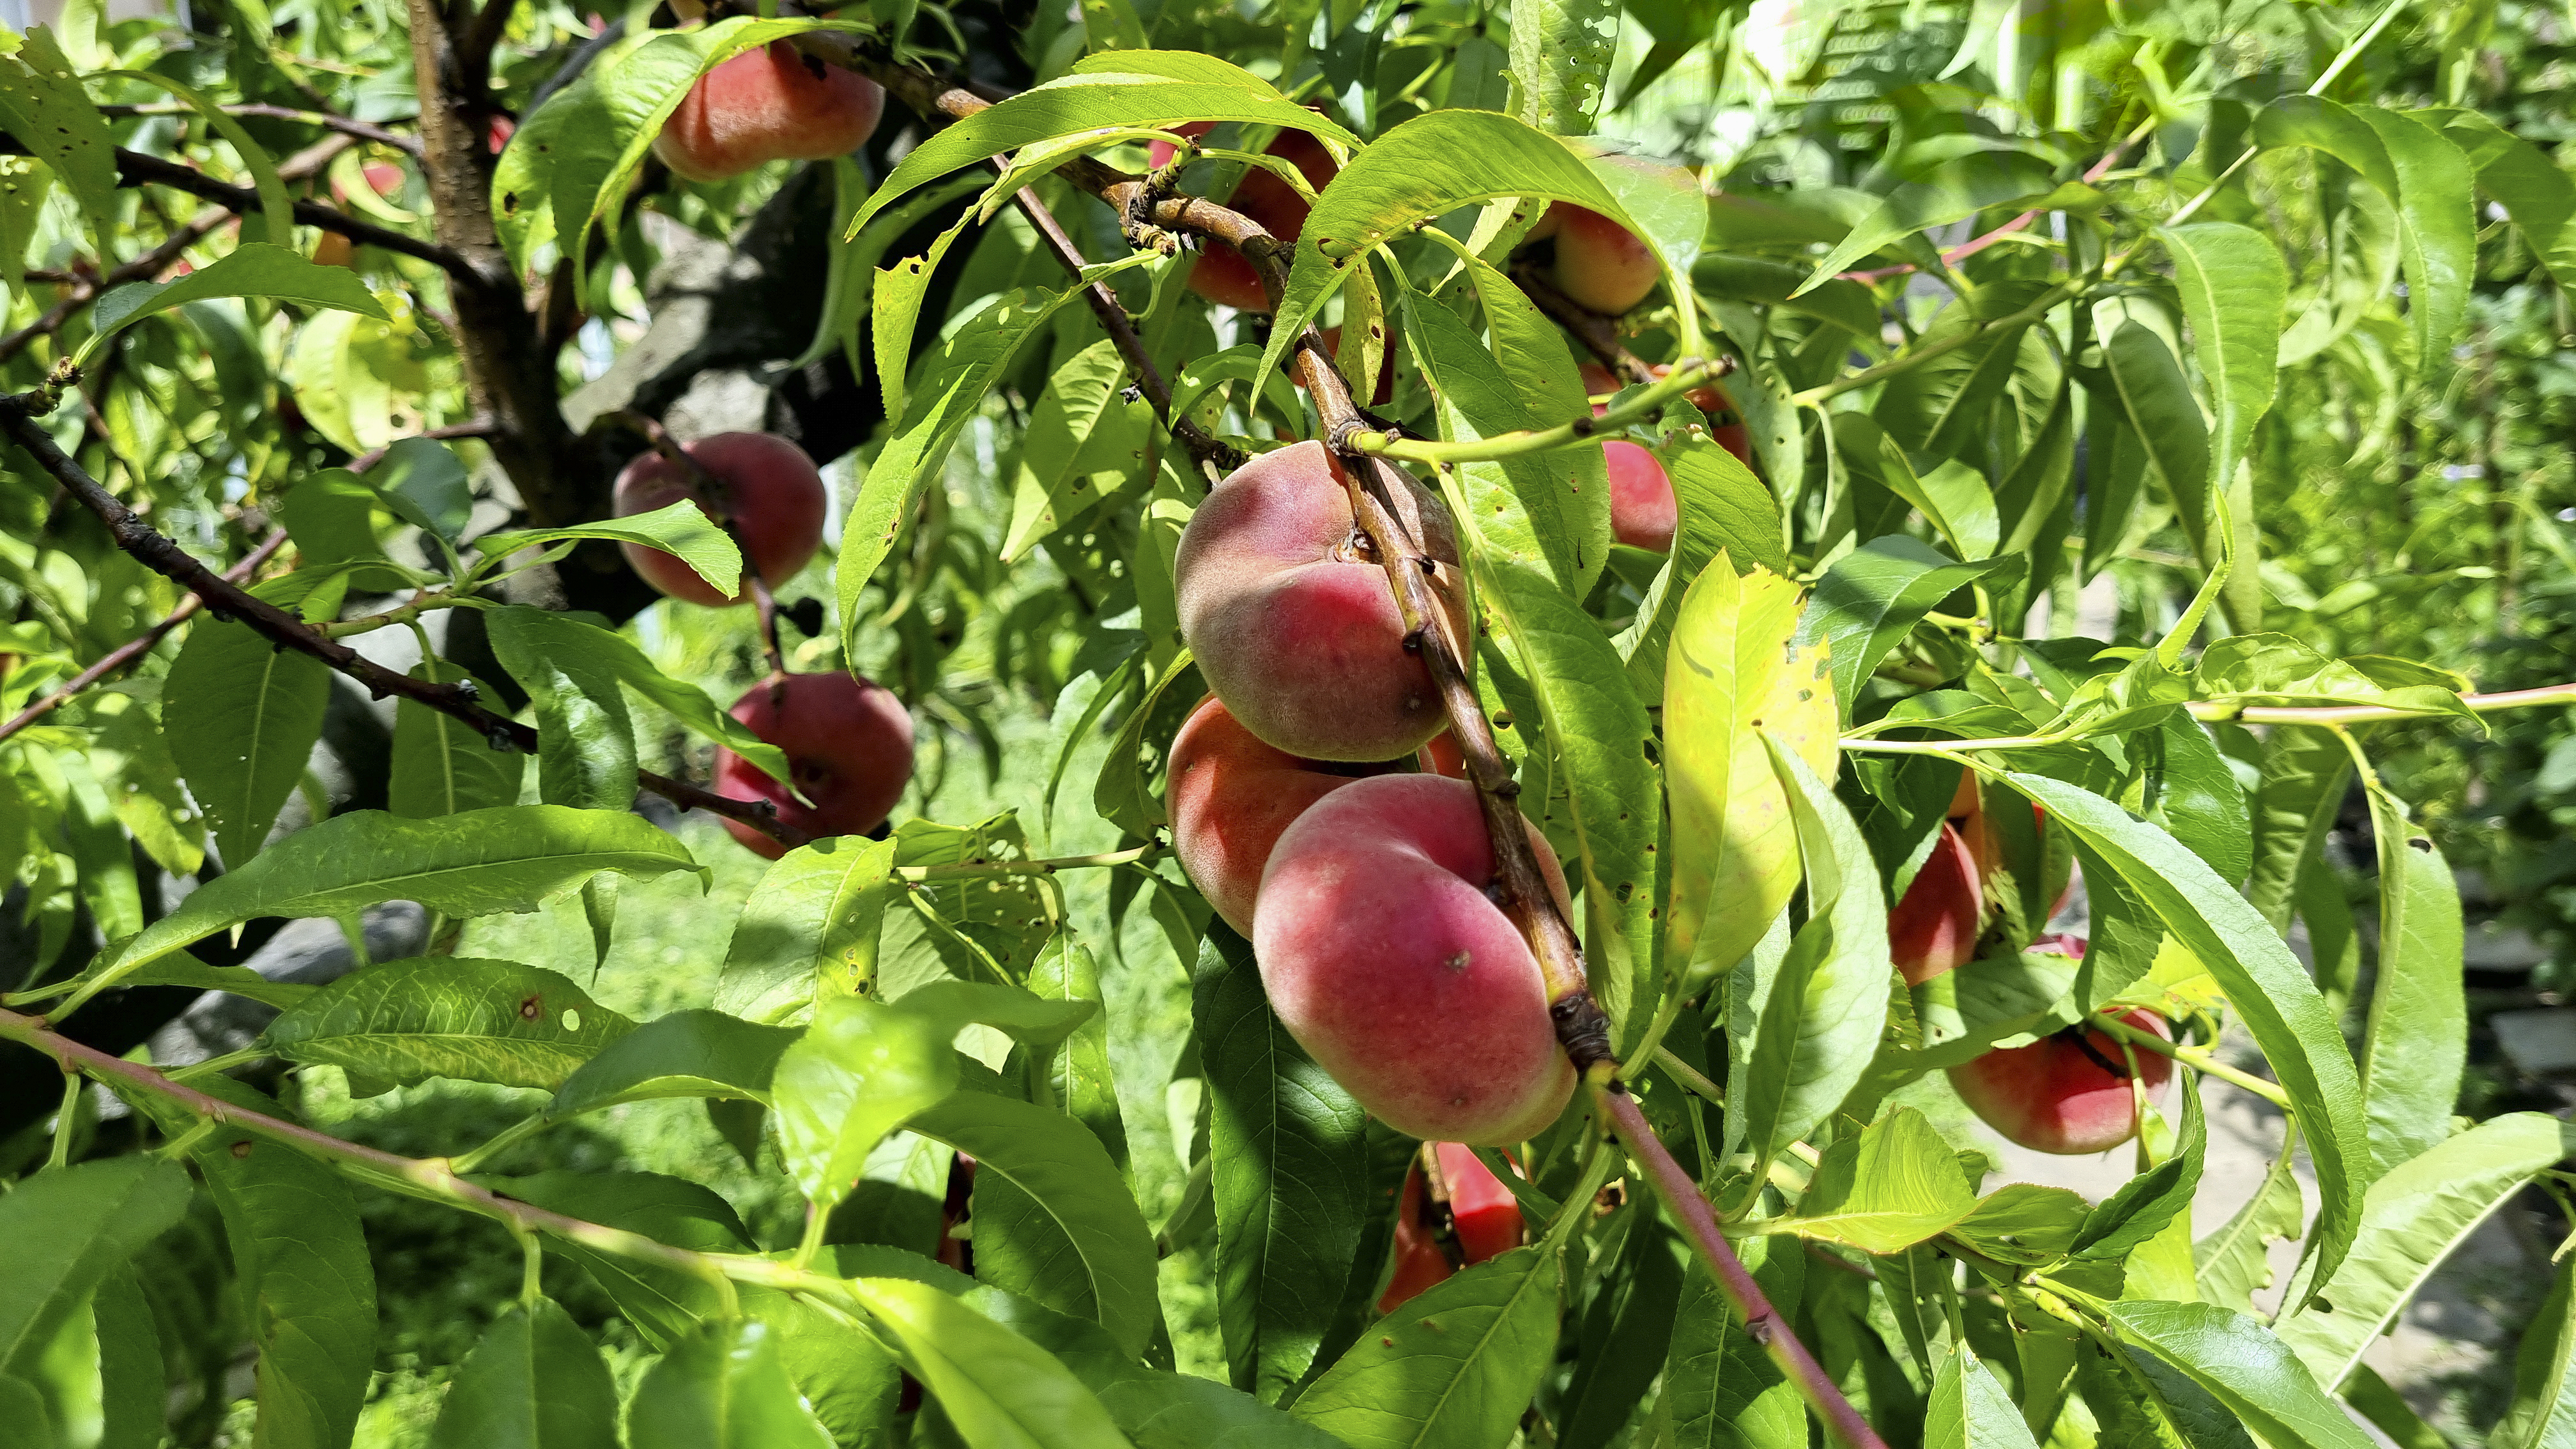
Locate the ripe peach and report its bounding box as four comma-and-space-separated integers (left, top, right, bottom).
1255, 774, 1575, 1144
1647, 363, 1754, 470
1431, 1143, 1522, 1262
1889, 822, 1982, 986
712, 670, 914, 861
1949, 994, 2174, 1156
1950, 772, 2075, 923
652, 42, 885, 184
1147, 126, 1337, 312
1575, 365, 1678, 553
1378, 1160, 1455, 1314
1174, 441, 1463, 762
1167, 694, 1402, 937
613, 432, 827, 608
1528, 204, 1658, 316
1418, 731, 1466, 779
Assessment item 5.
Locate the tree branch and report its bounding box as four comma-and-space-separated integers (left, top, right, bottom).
0, 210, 225, 367
96, 102, 425, 157
1597, 1084, 1892, 1449
0, 398, 806, 848
0, 526, 289, 746
1514, 265, 1656, 385
0, 140, 479, 277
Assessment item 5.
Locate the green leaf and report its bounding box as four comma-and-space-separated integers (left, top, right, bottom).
2352, 106, 2476, 367
716, 835, 903, 1022
112, 71, 291, 245
1900, 947, 2083, 1070
549, 1009, 799, 1118
1506, 0, 1616, 133
2002, 772, 2367, 1289
0, 1158, 190, 1374
2272, 1112, 2576, 1390
1663, 564, 1837, 993
2354, 784, 2465, 1177
80, 243, 389, 367
1737, 739, 1892, 1175
627, 1320, 836, 1449
2192, 1126, 2304, 1316
1193, 925, 1369, 1399
1798, 152, 2065, 291
2492, 1254, 2576, 1449
2103, 1301, 2376, 1449
261, 956, 636, 1091
89, 1269, 161, 1449
1797, 537, 2020, 726
910, 1089, 1162, 1357
1265, 110, 1673, 395
474, 502, 743, 600
487, 606, 640, 810
2424, 105, 2576, 297
92, 805, 705, 992
1405, 291, 1606, 596
164, 613, 332, 869
845, 1276, 1137, 1448
1291, 1246, 1562, 1448
1616, 433, 1789, 703
2157, 221, 2285, 631
142, 1076, 377, 1449
0, 30, 116, 236
850, 70, 1354, 238
773, 994, 958, 1217
475, 1172, 752, 1351
1556, 1218, 1686, 1449
740, 1248, 903, 1445
1662, 1234, 1805, 1449
2073, 1071, 2204, 1261
1096, 1370, 1349, 1449
429, 1297, 618, 1449
390, 659, 526, 818
839, 288, 1080, 655
1786, 1107, 1975, 1253
2101, 316, 2216, 576
2243, 730, 2352, 933
1475, 557, 1660, 1045
1027, 933, 1126, 1169
493, 606, 788, 785
896, 979, 1100, 1050
1924, 1342, 2041, 1449
1947, 1184, 2090, 1266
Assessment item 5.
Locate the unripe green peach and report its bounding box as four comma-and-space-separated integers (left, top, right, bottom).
1254, 774, 1575, 1145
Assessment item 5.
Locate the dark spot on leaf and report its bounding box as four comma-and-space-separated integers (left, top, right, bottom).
518, 994, 543, 1020
230, 1140, 252, 1158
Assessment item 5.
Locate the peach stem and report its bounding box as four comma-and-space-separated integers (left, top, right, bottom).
2091, 1013, 2288, 1108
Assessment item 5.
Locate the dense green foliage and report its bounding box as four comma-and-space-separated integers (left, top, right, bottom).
3, 0, 2573, 1441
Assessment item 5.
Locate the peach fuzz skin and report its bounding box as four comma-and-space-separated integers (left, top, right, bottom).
712, 671, 915, 861
1167, 694, 1400, 937
1147, 126, 1337, 312
1378, 1160, 1455, 1313
1255, 774, 1575, 1145
1175, 441, 1463, 762
1575, 365, 1679, 553
1432, 1142, 1524, 1262
1951, 1006, 2173, 1155
613, 432, 827, 608
1888, 822, 1982, 986
1533, 204, 1659, 316
652, 42, 885, 184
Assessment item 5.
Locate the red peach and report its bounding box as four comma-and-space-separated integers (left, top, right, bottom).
1949, 1000, 2173, 1156
1648, 363, 1754, 470
612, 431, 827, 608
1174, 441, 1464, 762
1431, 1142, 1522, 1263
1255, 774, 1576, 1145
1167, 694, 1400, 937
488, 115, 516, 155
1535, 204, 1659, 316
1147, 126, 1337, 313
1378, 1158, 1455, 1314
1889, 822, 1982, 986
712, 671, 914, 861
1604, 442, 1676, 554
653, 42, 885, 184
1418, 731, 1466, 779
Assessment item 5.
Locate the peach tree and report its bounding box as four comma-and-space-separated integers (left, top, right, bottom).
0, 0, 2568, 1442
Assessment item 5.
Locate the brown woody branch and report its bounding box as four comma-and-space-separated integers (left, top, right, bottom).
96, 103, 425, 158
0, 527, 289, 746
1515, 266, 1657, 385
0, 139, 478, 277
0, 398, 806, 848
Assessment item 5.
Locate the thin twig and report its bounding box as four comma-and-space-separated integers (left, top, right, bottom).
0, 137, 475, 279
343, 418, 499, 473
1006, 182, 1241, 482
1841, 121, 2154, 285
97, 102, 424, 157
0, 211, 227, 367
1514, 265, 1657, 385
1598, 1084, 1890, 1449
0, 397, 806, 849
0, 527, 289, 745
